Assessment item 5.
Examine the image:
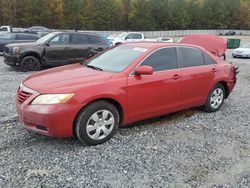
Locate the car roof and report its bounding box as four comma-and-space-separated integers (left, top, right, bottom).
52, 31, 102, 36
123, 42, 204, 51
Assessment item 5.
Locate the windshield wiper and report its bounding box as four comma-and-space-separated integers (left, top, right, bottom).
86, 65, 103, 71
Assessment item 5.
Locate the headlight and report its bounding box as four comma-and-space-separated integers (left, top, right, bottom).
31, 93, 74, 105
12, 47, 20, 55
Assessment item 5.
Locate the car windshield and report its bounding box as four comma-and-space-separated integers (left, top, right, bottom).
36, 32, 57, 44
116, 32, 127, 39
87, 45, 147, 72
242, 43, 250, 48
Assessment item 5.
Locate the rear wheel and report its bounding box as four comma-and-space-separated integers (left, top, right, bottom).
203, 84, 225, 112
20, 56, 41, 72
75, 101, 120, 145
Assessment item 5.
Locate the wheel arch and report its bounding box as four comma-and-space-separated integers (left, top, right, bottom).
73, 98, 124, 136
217, 80, 229, 99
21, 52, 41, 63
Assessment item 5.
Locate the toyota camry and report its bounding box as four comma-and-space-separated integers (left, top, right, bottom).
16, 41, 238, 145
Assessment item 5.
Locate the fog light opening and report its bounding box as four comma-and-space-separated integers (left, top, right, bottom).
36, 125, 48, 131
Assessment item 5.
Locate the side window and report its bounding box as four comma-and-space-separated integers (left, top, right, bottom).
125, 33, 133, 39
203, 53, 216, 65
141, 47, 178, 72
71, 34, 89, 45
0, 27, 8, 31
133, 34, 143, 39
180, 47, 204, 67
16, 34, 34, 40
126, 33, 142, 39
88, 35, 102, 44
49, 34, 69, 45
32, 35, 39, 40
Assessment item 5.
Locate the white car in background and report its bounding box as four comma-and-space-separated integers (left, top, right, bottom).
232, 43, 250, 58
109, 32, 145, 46
109, 32, 173, 46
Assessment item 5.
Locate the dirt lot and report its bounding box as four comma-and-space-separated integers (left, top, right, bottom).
0, 41, 250, 187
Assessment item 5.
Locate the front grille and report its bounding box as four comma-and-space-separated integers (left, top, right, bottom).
17, 89, 32, 104
4, 47, 9, 53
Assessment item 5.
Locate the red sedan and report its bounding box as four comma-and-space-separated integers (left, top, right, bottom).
16, 42, 237, 145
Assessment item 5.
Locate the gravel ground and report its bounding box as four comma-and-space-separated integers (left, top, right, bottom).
0, 43, 250, 187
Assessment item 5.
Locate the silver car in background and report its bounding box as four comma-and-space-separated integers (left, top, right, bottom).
232, 43, 250, 58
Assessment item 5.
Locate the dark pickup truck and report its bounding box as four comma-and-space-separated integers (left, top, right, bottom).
4, 31, 110, 71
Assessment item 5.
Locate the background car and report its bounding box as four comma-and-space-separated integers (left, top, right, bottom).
232, 43, 250, 58
4, 31, 110, 71
16, 41, 237, 145
24, 26, 51, 36
225, 31, 236, 36
0, 33, 39, 54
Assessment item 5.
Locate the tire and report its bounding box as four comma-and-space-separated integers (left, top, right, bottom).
203, 83, 225, 112
75, 101, 120, 145
20, 56, 41, 72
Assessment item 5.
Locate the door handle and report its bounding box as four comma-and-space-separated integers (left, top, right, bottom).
172, 74, 182, 80
211, 68, 217, 73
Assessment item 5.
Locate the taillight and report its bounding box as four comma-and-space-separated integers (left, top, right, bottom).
232, 65, 239, 84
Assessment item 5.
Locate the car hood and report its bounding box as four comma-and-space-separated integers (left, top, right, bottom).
233, 48, 250, 52
6, 42, 40, 48
23, 64, 114, 93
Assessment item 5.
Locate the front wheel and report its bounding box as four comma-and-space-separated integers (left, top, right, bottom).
20, 56, 41, 72
203, 84, 225, 112
75, 101, 120, 145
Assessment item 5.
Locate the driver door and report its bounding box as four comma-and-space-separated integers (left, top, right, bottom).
45, 33, 71, 65
127, 47, 183, 122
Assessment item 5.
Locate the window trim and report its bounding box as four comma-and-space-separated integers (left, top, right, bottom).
129, 46, 181, 76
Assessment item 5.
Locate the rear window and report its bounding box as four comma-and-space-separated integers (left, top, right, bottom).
180, 47, 205, 67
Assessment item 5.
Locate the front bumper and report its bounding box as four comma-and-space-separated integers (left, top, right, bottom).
232, 53, 250, 58
3, 53, 20, 66
16, 85, 81, 138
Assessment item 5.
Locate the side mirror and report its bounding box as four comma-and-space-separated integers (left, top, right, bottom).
125, 36, 129, 40
135, 66, 153, 76
45, 42, 50, 47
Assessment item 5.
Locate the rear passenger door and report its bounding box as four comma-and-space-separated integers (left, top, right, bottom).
88, 34, 108, 53
70, 34, 93, 62
178, 47, 217, 109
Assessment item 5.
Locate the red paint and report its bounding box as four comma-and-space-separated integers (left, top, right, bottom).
180, 35, 227, 57
16, 42, 236, 137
